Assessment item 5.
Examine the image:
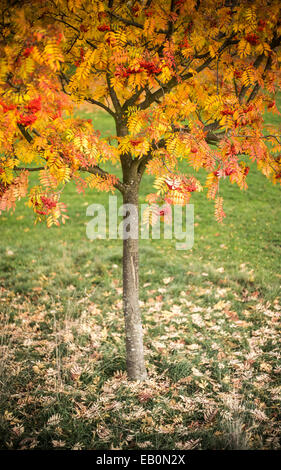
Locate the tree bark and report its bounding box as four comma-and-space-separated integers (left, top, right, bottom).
116, 121, 147, 380
122, 184, 147, 380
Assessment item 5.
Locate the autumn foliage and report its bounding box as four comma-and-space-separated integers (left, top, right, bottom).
0, 0, 280, 227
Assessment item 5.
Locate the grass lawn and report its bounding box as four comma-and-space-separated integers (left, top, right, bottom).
0, 108, 280, 450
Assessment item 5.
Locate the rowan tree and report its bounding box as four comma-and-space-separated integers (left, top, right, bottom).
1, 0, 281, 380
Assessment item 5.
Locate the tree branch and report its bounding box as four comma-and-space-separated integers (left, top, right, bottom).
80, 165, 125, 193
246, 55, 272, 103
122, 87, 145, 112
239, 54, 265, 102
46, 16, 97, 50
136, 120, 227, 175
166, 0, 177, 40
108, 12, 144, 30
14, 166, 44, 172
107, 11, 167, 34
14, 163, 124, 193
139, 36, 237, 111
16, 121, 124, 193
17, 123, 33, 143
59, 72, 116, 118
85, 96, 116, 118
106, 73, 122, 114
240, 35, 281, 104
137, 151, 153, 178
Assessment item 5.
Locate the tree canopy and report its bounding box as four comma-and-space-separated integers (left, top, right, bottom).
0, 0, 281, 226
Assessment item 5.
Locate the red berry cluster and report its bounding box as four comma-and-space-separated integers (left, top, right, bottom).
18, 114, 37, 126
185, 181, 197, 192
75, 47, 85, 67
234, 69, 242, 79
229, 143, 237, 154
26, 97, 42, 113
165, 177, 197, 193
34, 195, 57, 215
97, 24, 111, 32
56, 32, 63, 45
35, 209, 48, 215
98, 12, 107, 21
180, 38, 190, 48
213, 166, 235, 178
116, 60, 161, 79
132, 5, 140, 16
158, 206, 171, 217
224, 167, 235, 176
18, 96, 42, 127
80, 24, 89, 32
130, 139, 142, 147
41, 196, 57, 209
221, 108, 234, 116
245, 33, 260, 46
0, 100, 16, 113
106, 37, 114, 46
267, 100, 275, 109
243, 104, 254, 113
115, 67, 136, 78
139, 60, 162, 75
257, 19, 266, 32
22, 46, 34, 58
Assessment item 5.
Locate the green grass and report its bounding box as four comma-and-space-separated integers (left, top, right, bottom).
0, 107, 280, 450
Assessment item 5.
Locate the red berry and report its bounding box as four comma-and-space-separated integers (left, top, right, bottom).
41, 196, 57, 209
225, 167, 234, 176
130, 139, 142, 146
97, 24, 111, 32
26, 96, 41, 113
257, 19, 266, 31
18, 113, 37, 127
98, 12, 107, 21
132, 5, 140, 16
234, 69, 242, 79
245, 34, 259, 46
221, 108, 234, 116
36, 209, 48, 215
267, 100, 275, 109
80, 24, 89, 32
186, 182, 197, 192
22, 46, 34, 58
0, 101, 16, 113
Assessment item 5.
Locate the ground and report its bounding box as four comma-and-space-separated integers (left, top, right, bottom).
0, 108, 280, 450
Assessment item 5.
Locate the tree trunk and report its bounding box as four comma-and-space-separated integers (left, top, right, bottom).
122, 185, 147, 380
